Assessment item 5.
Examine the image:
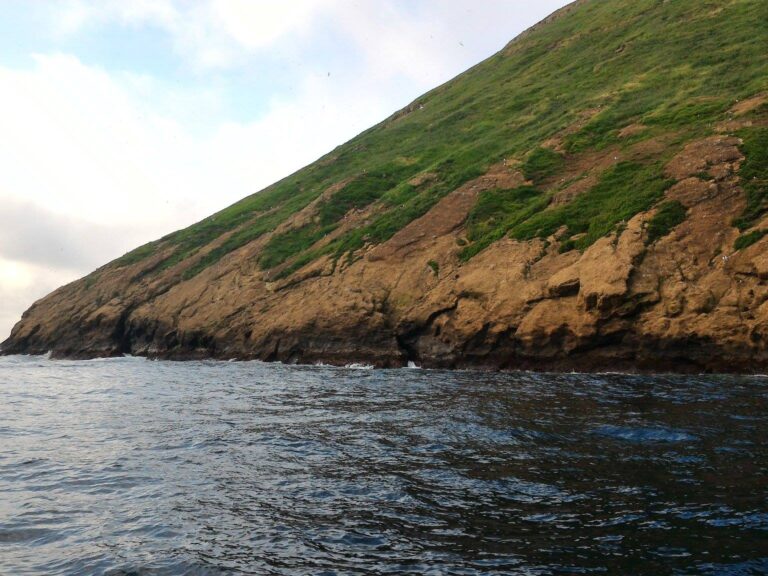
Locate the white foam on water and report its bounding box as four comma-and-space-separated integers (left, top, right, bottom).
344, 362, 374, 370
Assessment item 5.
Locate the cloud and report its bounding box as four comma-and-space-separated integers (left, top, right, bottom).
51, 0, 339, 69
0, 53, 374, 229
0, 257, 77, 344
50, 0, 568, 75
0, 196, 139, 271
52, 0, 179, 35
206, 0, 336, 49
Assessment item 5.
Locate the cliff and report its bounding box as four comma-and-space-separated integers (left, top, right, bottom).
4, 0, 768, 372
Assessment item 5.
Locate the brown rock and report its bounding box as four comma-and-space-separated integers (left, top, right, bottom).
4, 134, 768, 374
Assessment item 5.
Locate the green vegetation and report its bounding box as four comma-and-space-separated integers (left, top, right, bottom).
460, 186, 547, 261
645, 98, 730, 130
318, 163, 417, 225
258, 162, 420, 270
107, 0, 767, 280
735, 229, 768, 251
427, 260, 440, 275
646, 200, 688, 244
272, 158, 489, 273
522, 148, 564, 184
114, 242, 158, 267
510, 162, 673, 251
259, 224, 327, 271
732, 127, 768, 230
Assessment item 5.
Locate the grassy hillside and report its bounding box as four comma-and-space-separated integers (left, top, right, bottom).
115, 0, 768, 281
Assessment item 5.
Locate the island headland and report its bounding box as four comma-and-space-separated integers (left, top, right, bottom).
3, 0, 768, 372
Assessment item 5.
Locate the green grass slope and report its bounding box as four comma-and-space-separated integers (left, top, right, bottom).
114, 0, 768, 282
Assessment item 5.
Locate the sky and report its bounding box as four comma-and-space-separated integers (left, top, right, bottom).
0, 0, 570, 341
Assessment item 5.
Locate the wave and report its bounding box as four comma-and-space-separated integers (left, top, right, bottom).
344, 363, 375, 370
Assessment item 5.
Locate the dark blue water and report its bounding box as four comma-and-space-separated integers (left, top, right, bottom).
1, 356, 767, 575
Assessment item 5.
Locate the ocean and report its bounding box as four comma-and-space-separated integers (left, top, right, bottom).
1, 355, 766, 575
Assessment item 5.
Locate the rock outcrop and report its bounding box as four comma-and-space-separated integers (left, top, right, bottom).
4, 131, 768, 372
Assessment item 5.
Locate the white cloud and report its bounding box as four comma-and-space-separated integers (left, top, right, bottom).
0, 53, 379, 227
208, 0, 334, 50
52, 0, 339, 69
52, 0, 179, 36
0, 257, 76, 343
50, 0, 568, 74
0, 54, 198, 226
0, 197, 124, 271
0, 258, 33, 290
335, 1, 572, 88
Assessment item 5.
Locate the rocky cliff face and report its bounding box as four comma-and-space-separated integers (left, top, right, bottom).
4, 0, 768, 372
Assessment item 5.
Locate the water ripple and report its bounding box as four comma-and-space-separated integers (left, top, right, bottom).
0, 356, 766, 575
